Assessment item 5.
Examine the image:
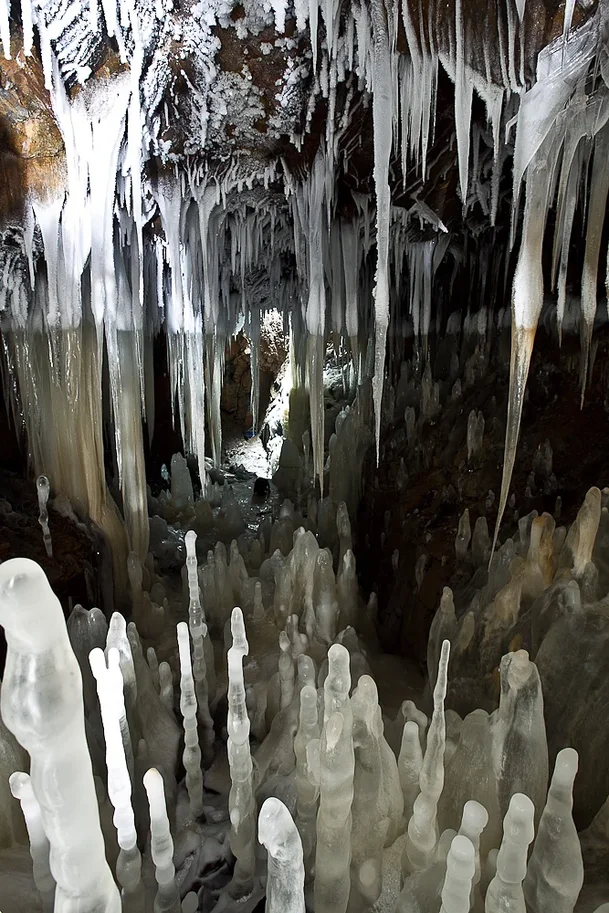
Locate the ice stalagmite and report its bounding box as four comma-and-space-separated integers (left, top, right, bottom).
294, 684, 321, 877
0, 558, 120, 913
258, 797, 306, 913
227, 607, 257, 897
89, 647, 145, 912
350, 674, 402, 910
9, 771, 55, 912
185, 531, 214, 763
36, 475, 53, 558
404, 640, 450, 874
370, 0, 392, 462
143, 768, 181, 913
314, 710, 355, 913
524, 748, 584, 913
491, 650, 548, 823
485, 792, 535, 913
439, 834, 476, 913
177, 623, 204, 818
398, 720, 423, 825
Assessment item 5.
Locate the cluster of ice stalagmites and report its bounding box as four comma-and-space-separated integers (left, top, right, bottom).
1, 480, 609, 913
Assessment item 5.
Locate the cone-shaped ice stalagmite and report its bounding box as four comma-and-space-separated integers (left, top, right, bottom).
258, 797, 306, 913
403, 640, 450, 876
9, 771, 55, 912
524, 748, 584, 913
227, 607, 257, 897
439, 835, 476, 913
556, 486, 601, 580
314, 710, 355, 913
324, 642, 352, 723
143, 767, 181, 913
485, 793, 535, 913
490, 650, 548, 824
349, 675, 404, 911
0, 558, 121, 913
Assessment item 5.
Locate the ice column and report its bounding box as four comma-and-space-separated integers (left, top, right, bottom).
89, 647, 144, 911
0, 558, 120, 913
177, 622, 204, 818
404, 640, 450, 874
9, 771, 55, 912
258, 797, 306, 913
524, 748, 584, 913
36, 475, 53, 558
485, 793, 535, 913
227, 607, 257, 896
143, 768, 181, 913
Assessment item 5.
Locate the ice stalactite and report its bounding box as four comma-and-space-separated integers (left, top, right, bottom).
579, 123, 609, 402
0, 558, 120, 913
491, 135, 557, 558
369, 0, 393, 463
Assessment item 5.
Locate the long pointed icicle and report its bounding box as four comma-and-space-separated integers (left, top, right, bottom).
580, 124, 609, 403
492, 145, 553, 557
370, 0, 393, 462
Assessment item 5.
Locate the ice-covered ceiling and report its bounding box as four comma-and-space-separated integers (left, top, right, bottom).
0, 0, 607, 569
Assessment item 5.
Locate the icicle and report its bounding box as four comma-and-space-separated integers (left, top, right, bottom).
580, 124, 609, 402
454, 0, 473, 205
21, 0, 33, 56
370, 0, 393, 463
0, 0, 10, 59
492, 136, 557, 557
515, 0, 526, 22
